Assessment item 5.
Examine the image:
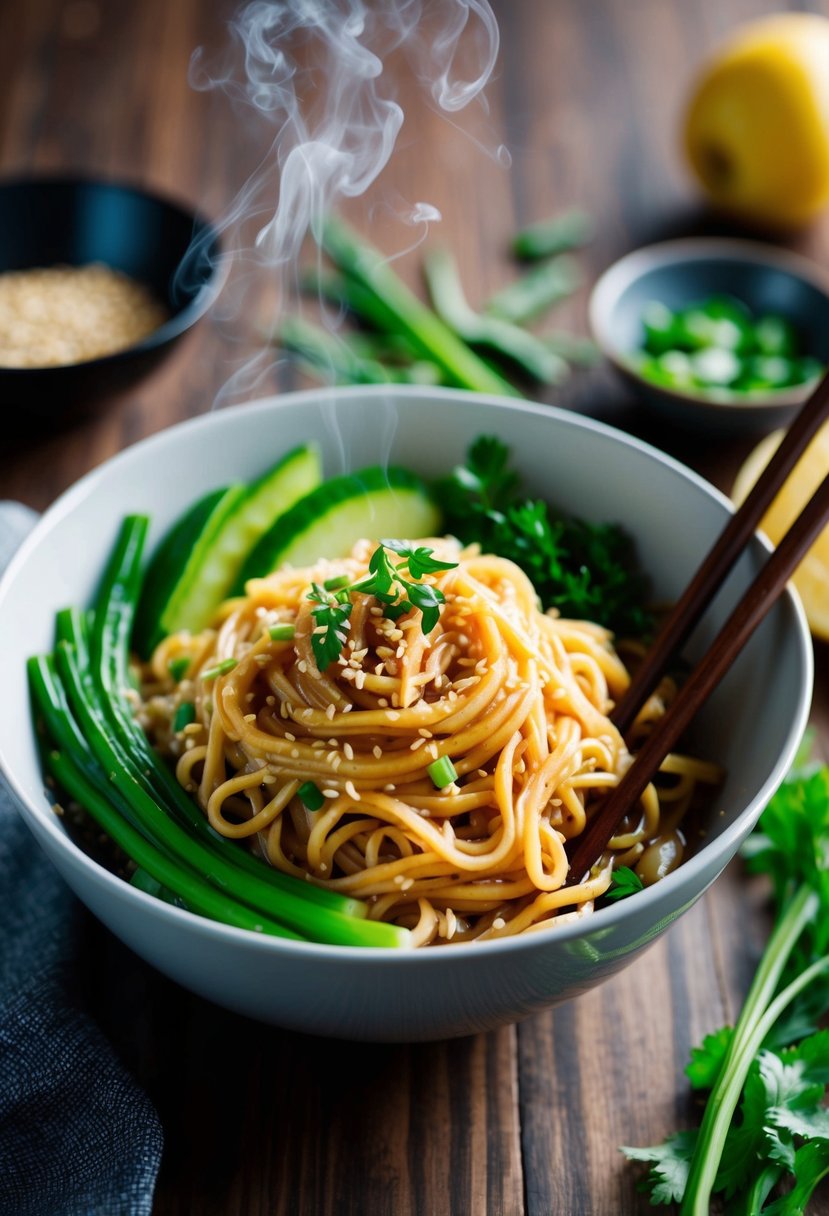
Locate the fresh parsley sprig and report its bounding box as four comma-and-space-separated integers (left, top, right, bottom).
307, 542, 457, 670
603, 866, 644, 902
307, 582, 353, 670
437, 436, 652, 638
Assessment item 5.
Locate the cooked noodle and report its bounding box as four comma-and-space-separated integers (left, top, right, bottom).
138, 538, 721, 946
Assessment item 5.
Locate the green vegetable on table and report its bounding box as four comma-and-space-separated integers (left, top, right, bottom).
511, 207, 594, 260
277, 314, 441, 387
285, 211, 596, 391
624, 748, 829, 1213
484, 255, 581, 325
437, 436, 652, 638
636, 294, 824, 398
423, 248, 570, 385
320, 215, 518, 396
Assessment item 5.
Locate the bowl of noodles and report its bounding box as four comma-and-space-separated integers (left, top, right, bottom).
0, 386, 812, 1040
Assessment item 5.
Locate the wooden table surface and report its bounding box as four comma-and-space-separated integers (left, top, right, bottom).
2, 1, 829, 1213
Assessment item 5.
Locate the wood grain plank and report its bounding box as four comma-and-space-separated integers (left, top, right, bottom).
517, 866, 779, 1214
81, 914, 523, 1216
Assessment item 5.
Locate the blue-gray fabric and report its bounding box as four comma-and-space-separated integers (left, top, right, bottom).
0, 502, 163, 1216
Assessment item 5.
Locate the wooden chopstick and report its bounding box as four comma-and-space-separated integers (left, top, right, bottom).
612, 369, 829, 737
567, 465, 829, 885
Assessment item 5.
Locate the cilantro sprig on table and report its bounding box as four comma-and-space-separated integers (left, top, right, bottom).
436, 436, 652, 638
624, 747, 829, 1214
307, 542, 457, 670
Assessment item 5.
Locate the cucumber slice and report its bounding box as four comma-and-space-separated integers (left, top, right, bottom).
170, 444, 321, 631
133, 447, 322, 656
133, 485, 246, 657
235, 466, 442, 586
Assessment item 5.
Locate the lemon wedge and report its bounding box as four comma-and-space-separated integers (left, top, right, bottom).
732, 422, 829, 639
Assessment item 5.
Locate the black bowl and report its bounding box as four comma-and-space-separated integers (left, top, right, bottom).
0, 176, 224, 414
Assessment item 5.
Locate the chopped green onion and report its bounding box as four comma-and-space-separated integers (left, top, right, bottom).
324, 574, 350, 591
268, 623, 296, 642
334, 588, 352, 605
754, 314, 797, 358
298, 780, 325, 811
690, 347, 742, 387
173, 702, 196, 732
201, 658, 237, 681
168, 656, 190, 682
427, 756, 458, 789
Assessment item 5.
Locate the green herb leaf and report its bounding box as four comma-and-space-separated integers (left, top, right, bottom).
381, 540, 459, 578
625, 756, 829, 1212
351, 546, 397, 598
437, 437, 652, 638
686, 1027, 734, 1090
603, 866, 644, 902
173, 702, 196, 732
306, 544, 457, 666
308, 589, 353, 671
621, 1131, 698, 1206
403, 580, 446, 635
168, 655, 191, 682
762, 1141, 829, 1214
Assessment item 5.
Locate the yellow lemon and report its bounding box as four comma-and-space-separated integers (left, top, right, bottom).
684, 14, 829, 228
732, 421, 829, 639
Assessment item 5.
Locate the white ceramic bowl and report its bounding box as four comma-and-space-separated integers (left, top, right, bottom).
0, 386, 812, 1041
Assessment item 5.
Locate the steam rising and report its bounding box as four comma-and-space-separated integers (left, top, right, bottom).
186, 0, 501, 405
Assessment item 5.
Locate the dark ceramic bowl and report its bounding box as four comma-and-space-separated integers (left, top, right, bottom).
0, 176, 224, 415
589, 238, 829, 430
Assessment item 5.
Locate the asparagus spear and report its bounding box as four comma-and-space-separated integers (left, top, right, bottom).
320, 216, 519, 397
278, 316, 441, 386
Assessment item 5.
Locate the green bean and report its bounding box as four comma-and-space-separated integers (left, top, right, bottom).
278, 315, 397, 385
321, 216, 519, 396
512, 209, 593, 261
485, 256, 580, 325
300, 268, 405, 335
423, 249, 569, 385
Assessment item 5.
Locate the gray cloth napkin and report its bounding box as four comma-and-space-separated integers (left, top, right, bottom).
0, 502, 163, 1216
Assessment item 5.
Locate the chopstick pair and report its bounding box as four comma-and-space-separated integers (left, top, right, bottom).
566, 369, 829, 884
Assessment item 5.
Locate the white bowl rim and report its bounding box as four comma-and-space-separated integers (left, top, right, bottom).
589, 236, 829, 413
0, 383, 813, 963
